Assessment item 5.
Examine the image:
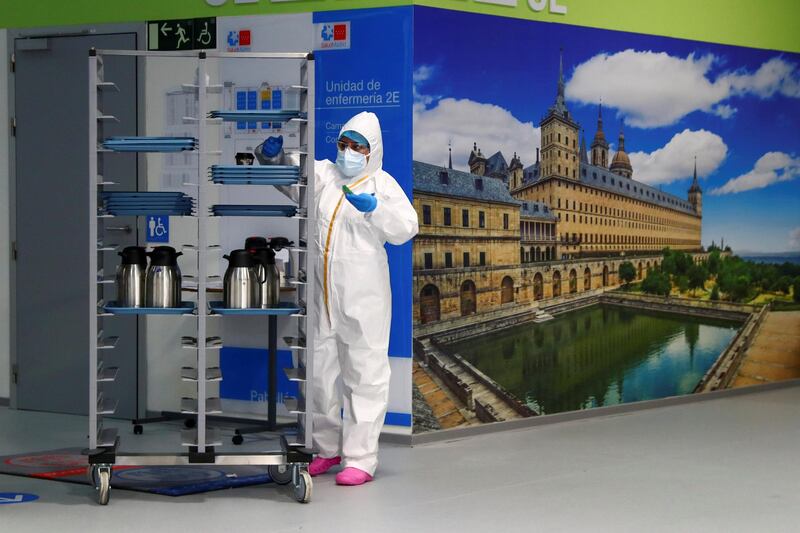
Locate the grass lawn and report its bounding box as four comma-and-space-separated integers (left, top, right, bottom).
749, 289, 794, 306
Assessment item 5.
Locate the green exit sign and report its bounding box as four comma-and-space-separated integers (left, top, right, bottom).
148, 18, 217, 51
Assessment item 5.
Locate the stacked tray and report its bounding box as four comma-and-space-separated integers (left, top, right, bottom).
211, 204, 298, 217
102, 137, 198, 152
102, 192, 195, 216
210, 165, 301, 185
208, 110, 305, 123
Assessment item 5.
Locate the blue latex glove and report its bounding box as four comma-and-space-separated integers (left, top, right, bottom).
345, 192, 378, 213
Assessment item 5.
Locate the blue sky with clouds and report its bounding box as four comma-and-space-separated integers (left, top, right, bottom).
413, 7, 800, 254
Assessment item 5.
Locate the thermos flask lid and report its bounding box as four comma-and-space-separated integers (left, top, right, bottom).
224, 249, 256, 268
244, 236, 268, 251
148, 246, 182, 267
119, 246, 148, 266
250, 247, 276, 266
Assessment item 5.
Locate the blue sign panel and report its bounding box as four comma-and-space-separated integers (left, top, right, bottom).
0, 493, 39, 504
313, 6, 414, 359
219, 347, 298, 402
146, 215, 169, 243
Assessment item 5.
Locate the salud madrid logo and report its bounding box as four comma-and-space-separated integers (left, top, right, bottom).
314, 21, 350, 51
226, 29, 251, 52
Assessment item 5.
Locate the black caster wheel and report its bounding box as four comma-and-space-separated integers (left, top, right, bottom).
133, 425, 143, 435
232, 434, 244, 446
184, 418, 196, 429
268, 464, 293, 485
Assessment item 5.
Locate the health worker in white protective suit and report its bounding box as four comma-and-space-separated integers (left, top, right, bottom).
305, 112, 418, 486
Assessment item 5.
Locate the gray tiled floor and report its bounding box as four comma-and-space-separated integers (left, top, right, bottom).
2, 386, 799, 532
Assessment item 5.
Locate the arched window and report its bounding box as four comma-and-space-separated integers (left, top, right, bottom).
569, 269, 578, 294
460, 280, 477, 316
501, 276, 514, 304
553, 271, 562, 297
584, 267, 592, 291
419, 284, 441, 324
533, 273, 544, 301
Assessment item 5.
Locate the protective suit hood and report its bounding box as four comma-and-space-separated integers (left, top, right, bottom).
338, 112, 383, 179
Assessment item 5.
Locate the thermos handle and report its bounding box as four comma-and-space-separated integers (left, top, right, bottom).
254, 257, 267, 284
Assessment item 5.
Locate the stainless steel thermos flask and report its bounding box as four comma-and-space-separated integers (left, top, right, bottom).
116, 246, 147, 307
223, 249, 261, 309
145, 246, 182, 308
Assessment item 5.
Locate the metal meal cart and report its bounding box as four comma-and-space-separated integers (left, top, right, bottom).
85, 48, 317, 504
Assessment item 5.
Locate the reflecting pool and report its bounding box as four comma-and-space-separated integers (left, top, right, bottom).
449, 304, 741, 415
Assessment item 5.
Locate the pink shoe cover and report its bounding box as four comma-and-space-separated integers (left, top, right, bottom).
309, 456, 341, 477
335, 467, 373, 486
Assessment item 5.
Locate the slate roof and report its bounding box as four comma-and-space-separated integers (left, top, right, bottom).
520, 200, 557, 221
413, 161, 520, 206
485, 151, 508, 175
578, 162, 696, 214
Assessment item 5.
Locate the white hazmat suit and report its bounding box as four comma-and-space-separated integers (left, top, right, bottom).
309, 112, 418, 475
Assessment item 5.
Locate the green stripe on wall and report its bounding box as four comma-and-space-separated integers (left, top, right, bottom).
1, 0, 799, 53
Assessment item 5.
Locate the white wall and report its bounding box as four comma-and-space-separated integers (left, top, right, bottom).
0, 29, 10, 399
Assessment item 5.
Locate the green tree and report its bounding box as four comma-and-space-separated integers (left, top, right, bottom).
710, 284, 720, 301
619, 262, 636, 288
661, 255, 677, 278
771, 275, 792, 294
794, 278, 800, 303
674, 252, 693, 276
688, 264, 709, 296
677, 276, 689, 294
730, 275, 751, 302
707, 250, 721, 276
642, 270, 671, 297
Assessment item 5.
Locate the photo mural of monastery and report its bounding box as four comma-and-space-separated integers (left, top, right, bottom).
410, 7, 800, 433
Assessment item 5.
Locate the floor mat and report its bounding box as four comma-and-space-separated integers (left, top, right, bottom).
0, 448, 272, 496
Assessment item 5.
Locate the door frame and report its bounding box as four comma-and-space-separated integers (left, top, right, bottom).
7, 23, 148, 416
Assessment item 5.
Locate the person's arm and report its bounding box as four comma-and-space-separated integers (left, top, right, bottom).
365, 174, 419, 245
276, 158, 333, 203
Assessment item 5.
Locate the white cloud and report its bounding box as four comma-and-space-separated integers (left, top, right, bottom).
414, 97, 540, 172
413, 65, 435, 84
413, 65, 441, 108
628, 129, 728, 186
565, 51, 800, 128
710, 152, 800, 195
789, 228, 800, 251
724, 57, 800, 98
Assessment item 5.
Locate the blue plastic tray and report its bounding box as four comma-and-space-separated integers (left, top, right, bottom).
211, 205, 297, 217
105, 199, 194, 206
211, 177, 298, 186
104, 302, 196, 315
209, 301, 302, 316
210, 165, 300, 172
103, 192, 189, 198
106, 209, 193, 216
208, 111, 303, 121
104, 145, 195, 153
106, 136, 197, 142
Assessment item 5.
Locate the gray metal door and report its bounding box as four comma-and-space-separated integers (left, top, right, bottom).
14, 33, 140, 417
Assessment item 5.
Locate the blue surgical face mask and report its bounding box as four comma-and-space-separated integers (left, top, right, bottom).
336, 147, 367, 177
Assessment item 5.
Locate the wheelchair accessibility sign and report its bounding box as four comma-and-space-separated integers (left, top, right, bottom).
146, 215, 169, 243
